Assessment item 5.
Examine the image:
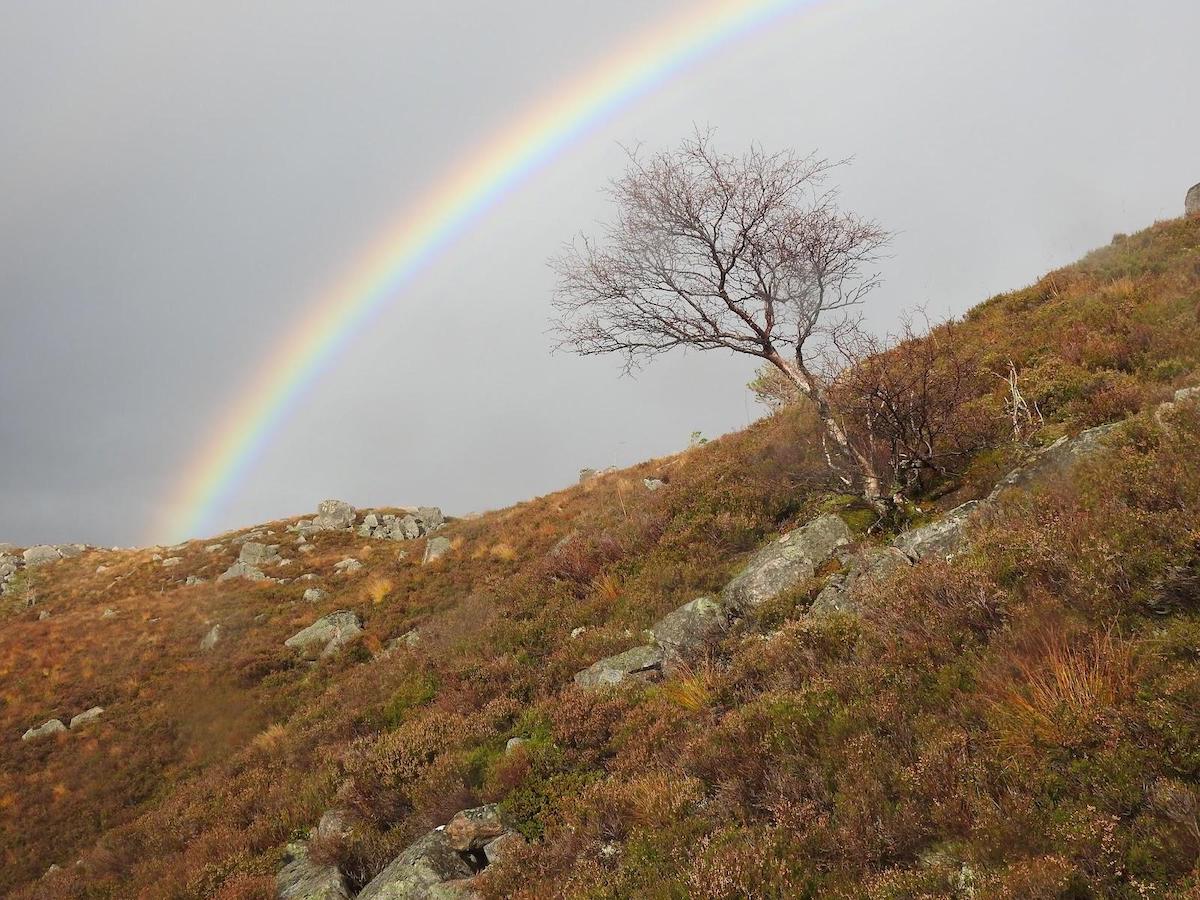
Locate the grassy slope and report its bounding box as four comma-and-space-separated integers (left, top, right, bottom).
3, 217, 1199, 898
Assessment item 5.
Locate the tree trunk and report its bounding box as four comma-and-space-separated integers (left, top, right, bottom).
766, 352, 888, 512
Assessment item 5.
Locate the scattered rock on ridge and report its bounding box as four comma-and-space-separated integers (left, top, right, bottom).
315, 499, 357, 531
23, 545, 63, 567
721, 514, 851, 613
284, 611, 363, 659
217, 561, 269, 582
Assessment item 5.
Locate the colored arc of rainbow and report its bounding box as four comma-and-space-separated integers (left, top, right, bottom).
155, 0, 823, 543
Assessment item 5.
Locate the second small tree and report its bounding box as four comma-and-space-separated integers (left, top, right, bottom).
551, 132, 890, 508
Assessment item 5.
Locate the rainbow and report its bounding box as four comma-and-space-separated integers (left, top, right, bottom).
154, 0, 827, 543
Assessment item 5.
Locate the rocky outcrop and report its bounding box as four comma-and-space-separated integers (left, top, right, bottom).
358, 805, 520, 900
21, 719, 66, 741
285, 611, 363, 659
291, 500, 445, 544
811, 546, 911, 618
987, 423, 1119, 502
574, 645, 664, 689
277, 841, 351, 900
649, 597, 728, 662
721, 514, 851, 613
892, 501, 982, 562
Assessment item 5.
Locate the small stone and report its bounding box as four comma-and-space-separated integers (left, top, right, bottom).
218, 561, 268, 582
161, 557, 182, 567
570, 626, 587, 639
185, 575, 206, 586
205, 544, 223, 553
95, 565, 108, 574
303, 588, 327, 603
69, 707, 104, 729
101, 608, 117, 619
505, 737, 526, 754
334, 558, 363, 573
643, 478, 666, 491
299, 544, 315, 554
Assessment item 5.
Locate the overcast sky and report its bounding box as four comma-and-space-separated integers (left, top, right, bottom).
2, 0, 1198, 548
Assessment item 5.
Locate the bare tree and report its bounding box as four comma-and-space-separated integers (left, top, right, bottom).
551, 132, 890, 506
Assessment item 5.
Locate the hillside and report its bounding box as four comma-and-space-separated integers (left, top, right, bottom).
3, 216, 1200, 899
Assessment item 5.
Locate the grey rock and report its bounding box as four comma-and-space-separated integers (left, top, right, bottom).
160, 557, 182, 568
277, 841, 351, 900
357, 828, 475, 900
284, 611, 363, 659
416, 507, 445, 530
573, 644, 664, 689
505, 737, 526, 754
721, 514, 852, 613
38, 610, 50, 621
1187, 182, 1200, 217
649, 597, 728, 660
1173, 385, 1200, 404
892, 502, 981, 562
303, 588, 328, 603
481, 832, 524, 866
810, 546, 911, 618
445, 805, 507, 852
988, 423, 1120, 501
22, 719, 67, 741
315, 499, 357, 531
643, 478, 666, 491
185, 575, 206, 586
69, 707, 104, 729
423, 536, 452, 564
58, 544, 85, 559
238, 541, 280, 566
334, 558, 363, 573
316, 808, 352, 842
217, 561, 268, 582
579, 468, 598, 482
23, 545, 62, 567
204, 544, 224, 553
299, 544, 315, 554
200, 624, 222, 651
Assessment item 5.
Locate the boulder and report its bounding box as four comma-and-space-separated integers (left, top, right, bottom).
277, 841, 351, 900
987, 423, 1120, 501
285, 611, 363, 659
23, 545, 62, 567
892, 501, 981, 562
1187, 182, 1200, 217
69, 707, 104, 729
200, 624, 222, 651
481, 832, 524, 866
22, 719, 67, 741
649, 597, 728, 660
573, 644, 664, 689
315, 500, 357, 531
204, 544, 223, 553
160, 557, 182, 568
579, 468, 598, 483
238, 542, 280, 566
643, 478, 666, 491
721, 514, 852, 613
505, 737, 526, 754
445, 805, 507, 852
334, 558, 363, 574
357, 828, 476, 900
423, 537, 452, 564
303, 588, 328, 603
185, 575, 206, 586
417, 507, 445, 530
217, 561, 268, 582
810, 546, 911, 618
